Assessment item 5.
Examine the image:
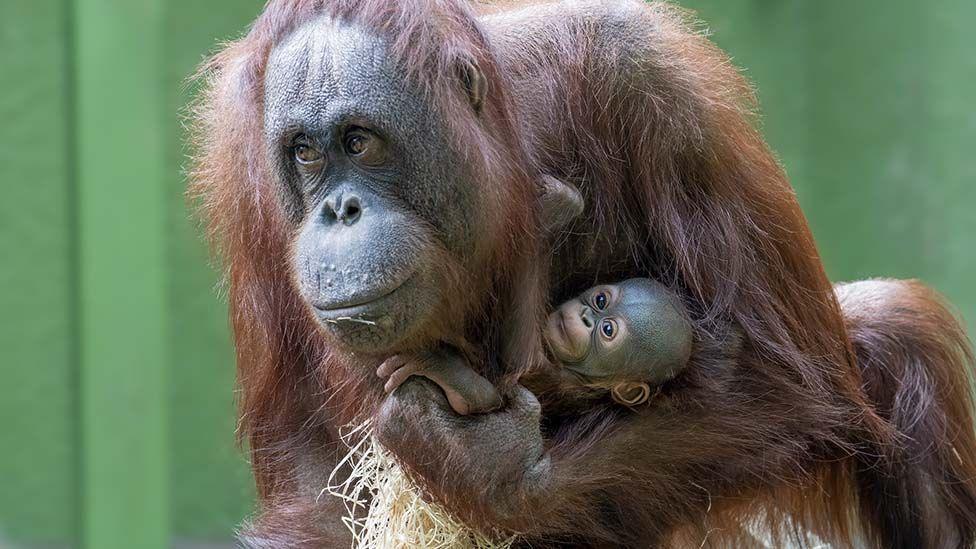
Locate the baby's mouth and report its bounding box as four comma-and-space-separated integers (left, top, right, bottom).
545, 310, 587, 364
555, 313, 568, 342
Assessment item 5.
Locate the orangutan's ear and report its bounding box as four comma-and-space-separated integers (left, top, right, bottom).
611, 382, 654, 407
457, 57, 487, 114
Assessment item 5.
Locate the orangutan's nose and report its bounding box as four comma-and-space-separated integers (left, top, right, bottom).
322, 190, 363, 226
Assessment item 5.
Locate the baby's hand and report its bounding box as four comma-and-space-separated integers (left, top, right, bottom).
376, 349, 502, 415
377, 353, 432, 394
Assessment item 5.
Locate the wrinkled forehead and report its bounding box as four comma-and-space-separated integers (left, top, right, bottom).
263, 15, 425, 135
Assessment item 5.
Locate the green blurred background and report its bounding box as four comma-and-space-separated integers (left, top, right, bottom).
1, 0, 973, 547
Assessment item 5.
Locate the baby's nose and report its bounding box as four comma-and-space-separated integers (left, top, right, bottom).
580, 305, 595, 328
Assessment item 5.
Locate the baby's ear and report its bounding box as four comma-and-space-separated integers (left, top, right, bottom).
611, 382, 653, 406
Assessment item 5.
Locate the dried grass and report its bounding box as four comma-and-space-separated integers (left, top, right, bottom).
325, 420, 516, 549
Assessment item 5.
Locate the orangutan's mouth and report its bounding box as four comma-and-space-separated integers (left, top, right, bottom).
313, 275, 413, 322
555, 313, 568, 342
545, 310, 587, 364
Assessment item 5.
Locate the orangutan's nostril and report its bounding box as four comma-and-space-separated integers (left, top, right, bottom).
581, 307, 594, 328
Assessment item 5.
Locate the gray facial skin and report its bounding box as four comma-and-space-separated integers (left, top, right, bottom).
545, 278, 693, 386
263, 16, 479, 352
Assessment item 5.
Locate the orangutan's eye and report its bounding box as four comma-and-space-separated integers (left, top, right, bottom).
594, 292, 608, 310
344, 128, 387, 166
293, 137, 324, 165
345, 133, 367, 155
600, 319, 617, 340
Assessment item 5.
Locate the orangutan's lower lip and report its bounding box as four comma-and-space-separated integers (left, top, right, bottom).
313, 275, 412, 320
546, 311, 587, 364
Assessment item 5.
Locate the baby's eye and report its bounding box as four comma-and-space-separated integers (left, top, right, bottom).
600, 319, 617, 340
594, 292, 608, 310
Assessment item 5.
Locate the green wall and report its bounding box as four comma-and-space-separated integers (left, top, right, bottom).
1, 1, 261, 547
0, 1, 973, 547
685, 0, 976, 329
1, 2, 76, 544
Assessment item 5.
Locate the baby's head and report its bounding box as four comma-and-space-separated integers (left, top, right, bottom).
544, 278, 693, 402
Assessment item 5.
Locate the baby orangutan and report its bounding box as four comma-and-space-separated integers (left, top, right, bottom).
377, 278, 693, 414
544, 278, 693, 405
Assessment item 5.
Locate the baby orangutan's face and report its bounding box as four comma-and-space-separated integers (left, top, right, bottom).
545, 284, 630, 368
543, 278, 692, 384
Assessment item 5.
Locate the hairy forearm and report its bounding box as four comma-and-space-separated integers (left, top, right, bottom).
240, 434, 355, 548
373, 321, 821, 542
239, 497, 353, 549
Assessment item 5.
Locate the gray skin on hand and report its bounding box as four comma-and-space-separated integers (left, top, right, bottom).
538, 174, 584, 234
374, 377, 552, 520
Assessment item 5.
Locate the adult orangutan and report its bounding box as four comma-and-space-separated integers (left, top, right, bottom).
191, 0, 976, 547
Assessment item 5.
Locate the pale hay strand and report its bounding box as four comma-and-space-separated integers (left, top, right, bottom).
326, 420, 515, 549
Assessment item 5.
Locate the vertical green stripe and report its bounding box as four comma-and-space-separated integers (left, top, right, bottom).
0, 0, 77, 542
74, 0, 169, 547
164, 0, 263, 539
66, 0, 83, 544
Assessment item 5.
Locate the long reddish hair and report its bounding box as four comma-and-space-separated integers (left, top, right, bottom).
191, 0, 545, 498
191, 1, 976, 546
